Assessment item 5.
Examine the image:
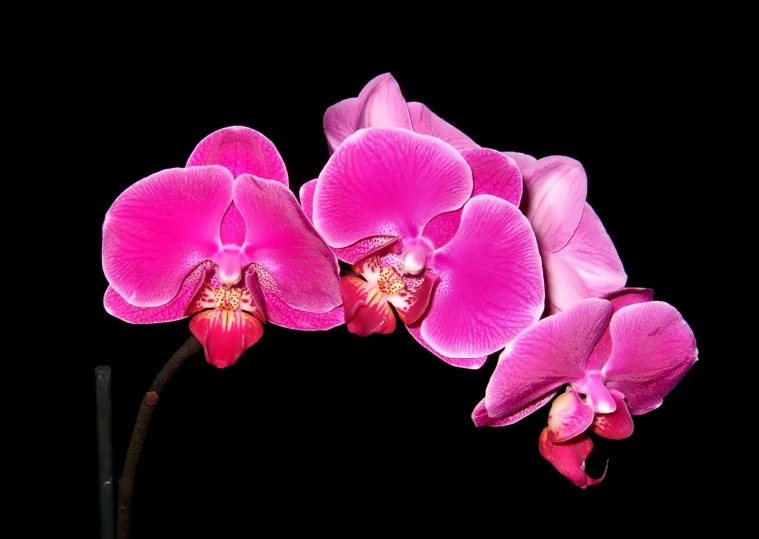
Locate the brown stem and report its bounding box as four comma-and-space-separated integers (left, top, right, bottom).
117, 336, 203, 539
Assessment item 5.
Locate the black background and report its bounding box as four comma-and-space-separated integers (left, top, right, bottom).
79, 52, 713, 536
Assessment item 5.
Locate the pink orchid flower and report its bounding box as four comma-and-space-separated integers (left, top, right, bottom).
472, 287, 697, 487
102, 126, 343, 368
502, 152, 627, 314
308, 126, 545, 369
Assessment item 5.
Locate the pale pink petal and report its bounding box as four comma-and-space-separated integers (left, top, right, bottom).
420, 195, 544, 360
539, 429, 606, 489
587, 288, 654, 370
523, 156, 587, 253
603, 301, 698, 414
471, 394, 556, 427
405, 324, 487, 369
546, 390, 595, 443
484, 298, 613, 419
543, 203, 627, 314
102, 166, 233, 307
323, 73, 411, 152
407, 102, 479, 151
313, 128, 472, 248
186, 126, 288, 184
340, 276, 396, 336
335, 236, 400, 265
502, 151, 537, 180
103, 264, 209, 324
299, 179, 317, 221
591, 390, 634, 440
233, 175, 341, 313
421, 149, 523, 250
189, 309, 264, 368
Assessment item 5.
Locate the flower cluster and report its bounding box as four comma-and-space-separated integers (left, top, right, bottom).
102, 73, 697, 487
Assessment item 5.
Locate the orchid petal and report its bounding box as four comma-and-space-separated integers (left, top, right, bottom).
591, 390, 634, 440
502, 151, 537, 180
189, 309, 264, 368
546, 390, 595, 443
406, 324, 487, 369
420, 195, 544, 360
104, 264, 210, 324
522, 156, 587, 253
313, 128, 472, 248
471, 393, 556, 427
388, 270, 438, 326
186, 126, 288, 184
299, 179, 317, 221
543, 203, 627, 314
603, 301, 698, 414
335, 236, 400, 266
539, 429, 606, 488
234, 175, 341, 313
340, 276, 396, 336
484, 298, 613, 419
407, 102, 479, 151
421, 149, 523, 250
102, 166, 232, 307
323, 73, 411, 152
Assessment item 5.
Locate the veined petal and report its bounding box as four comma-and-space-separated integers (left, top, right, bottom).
543, 203, 627, 314
334, 236, 400, 265
407, 102, 479, 151
591, 390, 634, 440
234, 175, 341, 313
502, 151, 537, 180
523, 156, 587, 253
420, 195, 544, 360
340, 276, 396, 336
104, 264, 210, 324
471, 393, 556, 427
421, 149, 523, 250
299, 179, 317, 221
313, 128, 473, 248
603, 301, 698, 414
186, 126, 288, 184
388, 270, 438, 326
484, 298, 613, 420
102, 166, 232, 307
189, 309, 264, 368
406, 324, 487, 369
539, 429, 606, 489
546, 390, 595, 443
323, 73, 412, 152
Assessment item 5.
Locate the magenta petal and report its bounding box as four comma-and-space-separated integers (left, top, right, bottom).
591, 390, 634, 440
313, 128, 472, 248
233, 175, 341, 313
539, 429, 606, 489
407, 102, 479, 151
299, 179, 317, 221
546, 390, 595, 443
502, 151, 537, 180
104, 264, 209, 324
523, 156, 587, 253
102, 166, 232, 307
406, 324, 487, 369
420, 195, 544, 359
471, 393, 557, 427
484, 298, 613, 419
334, 236, 400, 265
186, 126, 288, 184
603, 301, 698, 414
421, 149, 524, 250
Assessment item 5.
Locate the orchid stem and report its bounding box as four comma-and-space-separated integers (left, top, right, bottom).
116, 336, 203, 539
95, 366, 114, 539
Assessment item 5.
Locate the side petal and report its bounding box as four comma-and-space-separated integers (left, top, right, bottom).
420, 195, 544, 359
189, 309, 264, 368
591, 390, 634, 440
340, 276, 396, 336
234, 175, 341, 313
407, 101, 479, 151
502, 151, 537, 180
334, 236, 400, 265
543, 203, 627, 314
603, 301, 698, 414
299, 179, 317, 221
546, 390, 595, 443
313, 128, 473, 248
103, 264, 209, 324
539, 429, 606, 489
323, 73, 411, 152
186, 126, 288, 184
471, 393, 556, 427
484, 298, 613, 419
421, 149, 523, 250
102, 166, 232, 307
522, 156, 587, 253
406, 324, 487, 369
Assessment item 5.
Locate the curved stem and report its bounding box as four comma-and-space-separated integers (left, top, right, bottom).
117, 336, 203, 539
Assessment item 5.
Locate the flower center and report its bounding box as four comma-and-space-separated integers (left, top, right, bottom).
213, 287, 242, 311
377, 267, 405, 295
571, 372, 616, 414
401, 244, 428, 275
